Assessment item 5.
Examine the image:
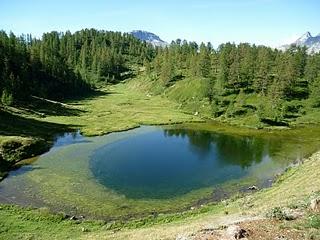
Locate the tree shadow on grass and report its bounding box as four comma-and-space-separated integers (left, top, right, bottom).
18, 100, 85, 117
66, 88, 111, 102
0, 108, 77, 140
14, 89, 112, 116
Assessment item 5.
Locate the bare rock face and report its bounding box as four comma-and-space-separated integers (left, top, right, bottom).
310, 198, 320, 212
226, 225, 248, 239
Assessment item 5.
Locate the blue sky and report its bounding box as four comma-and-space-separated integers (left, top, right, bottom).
1, 0, 319, 47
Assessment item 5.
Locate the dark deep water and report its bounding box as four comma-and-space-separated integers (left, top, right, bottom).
90, 127, 277, 199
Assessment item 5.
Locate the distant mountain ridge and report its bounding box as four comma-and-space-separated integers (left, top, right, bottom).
130, 30, 320, 53
280, 32, 320, 54
130, 30, 168, 47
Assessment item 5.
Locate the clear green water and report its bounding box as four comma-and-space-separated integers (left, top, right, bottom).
0, 123, 320, 218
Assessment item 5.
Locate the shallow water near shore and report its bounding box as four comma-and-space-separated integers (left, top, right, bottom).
1, 123, 320, 219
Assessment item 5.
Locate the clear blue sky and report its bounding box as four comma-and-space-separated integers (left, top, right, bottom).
1, 0, 319, 47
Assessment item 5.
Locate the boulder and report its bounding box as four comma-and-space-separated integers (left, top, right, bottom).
175, 234, 191, 240
282, 208, 303, 220
247, 185, 258, 191
310, 198, 320, 212
226, 225, 248, 239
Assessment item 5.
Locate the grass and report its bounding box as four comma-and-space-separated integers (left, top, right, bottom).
43, 82, 200, 136
0, 78, 201, 141
127, 75, 320, 129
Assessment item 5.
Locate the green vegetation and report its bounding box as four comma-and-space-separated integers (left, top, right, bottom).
0, 29, 153, 103
142, 40, 320, 127
1, 29, 320, 129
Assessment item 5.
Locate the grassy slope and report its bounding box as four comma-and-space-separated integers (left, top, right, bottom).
43, 82, 201, 136
0, 79, 201, 141
128, 75, 320, 129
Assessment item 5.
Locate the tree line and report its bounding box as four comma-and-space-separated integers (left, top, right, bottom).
0, 29, 153, 104
146, 40, 320, 123
1, 29, 320, 124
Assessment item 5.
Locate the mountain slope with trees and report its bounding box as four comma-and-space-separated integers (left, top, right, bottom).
1, 28, 320, 127
0, 29, 154, 104
141, 40, 320, 126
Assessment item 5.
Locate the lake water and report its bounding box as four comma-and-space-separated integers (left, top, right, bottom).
90, 128, 274, 199
1, 123, 319, 218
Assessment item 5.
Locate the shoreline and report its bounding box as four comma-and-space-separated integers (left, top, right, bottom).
1, 121, 319, 222
0, 116, 308, 182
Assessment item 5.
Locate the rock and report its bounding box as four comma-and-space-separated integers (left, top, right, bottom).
267, 207, 302, 220
310, 198, 320, 212
175, 234, 192, 240
282, 208, 302, 220
275, 236, 287, 240
247, 185, 258, 191
226, 225, 248, 239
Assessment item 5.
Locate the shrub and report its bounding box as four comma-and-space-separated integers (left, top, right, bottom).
1, 89, 14, 106
307, 214, 320, 229
266, 207, 287, 220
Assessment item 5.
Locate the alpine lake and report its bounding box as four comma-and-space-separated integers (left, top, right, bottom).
1, 122, 320, 220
